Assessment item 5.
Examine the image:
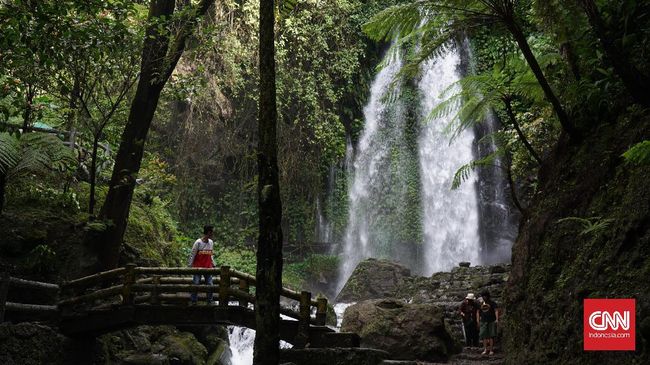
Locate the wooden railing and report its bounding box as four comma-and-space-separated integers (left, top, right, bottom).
0, 272, 60, 322
57, 265, 328, 337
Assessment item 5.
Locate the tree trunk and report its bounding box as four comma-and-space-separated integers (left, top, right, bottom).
505, 20, 578, 139
95, 0, 214, 270
578, 0, 650, 107
89, 133, 100, 216
503, 98, 543, 165
505, 157, 525, 214
253, 0, 284, 363
22, 84, 34, 130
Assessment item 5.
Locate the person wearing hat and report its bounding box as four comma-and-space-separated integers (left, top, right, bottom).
458, 292, 480, 346
478, 290, 499, 355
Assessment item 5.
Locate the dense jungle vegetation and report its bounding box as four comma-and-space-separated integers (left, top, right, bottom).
0, 0, 649, 362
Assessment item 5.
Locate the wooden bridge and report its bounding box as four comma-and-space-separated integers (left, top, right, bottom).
1, 266, 359, 348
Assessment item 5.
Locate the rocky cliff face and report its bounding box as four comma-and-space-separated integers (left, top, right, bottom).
505, 114, 650, 364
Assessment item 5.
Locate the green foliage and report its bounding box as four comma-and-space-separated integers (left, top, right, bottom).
555, 216, 615, 237
0, 132, 76, 180
23, 244, 57, 275
452, 149, 504, 190
216, 246, 257, 275
622, 140, 650, 165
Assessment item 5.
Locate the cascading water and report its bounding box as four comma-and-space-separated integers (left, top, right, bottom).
338, 48, 412, 290
418, 48, 480, 275
337, 44, 485, 291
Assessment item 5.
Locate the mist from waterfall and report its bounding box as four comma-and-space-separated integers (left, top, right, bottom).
418, 48, 480, 275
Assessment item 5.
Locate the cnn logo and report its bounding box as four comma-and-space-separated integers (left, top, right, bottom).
584, 299, 635, 351
588, 310, 630, 331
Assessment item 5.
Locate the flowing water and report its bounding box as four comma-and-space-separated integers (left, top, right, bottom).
338, 45, 485, 290
418, 48, 480, 275
338, 48, 409, 290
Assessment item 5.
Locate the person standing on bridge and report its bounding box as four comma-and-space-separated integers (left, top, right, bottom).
188, 225, 217, 305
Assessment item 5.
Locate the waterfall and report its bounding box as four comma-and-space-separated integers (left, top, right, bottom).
228, 326, 255, 365
337, 44, 486, 290
418, 48, 480, 275
227, 325, 293, 365
337, 47, 410, 291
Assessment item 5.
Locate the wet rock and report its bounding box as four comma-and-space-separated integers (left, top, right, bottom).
459, 262, 471, 268
340, 299, 460, 362
336, 259, 411, 302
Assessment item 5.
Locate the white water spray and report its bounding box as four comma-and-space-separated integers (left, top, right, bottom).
418, 48, 480, 275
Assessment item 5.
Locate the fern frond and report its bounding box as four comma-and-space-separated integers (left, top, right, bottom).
622, 140, 650, 165
362, 3, 424, 42
0, 132, 19, 174
556, 216, 614, 236
6, 133, 76, 180
451, 150, 503, 189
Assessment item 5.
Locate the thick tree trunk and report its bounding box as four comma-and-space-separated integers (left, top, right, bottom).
578, 0, 650, 107
505, 20, 578, 139
503, 98, 543, 165
96, 0, 214, 270
253, 0, 284, 364
96, 0, 174, 270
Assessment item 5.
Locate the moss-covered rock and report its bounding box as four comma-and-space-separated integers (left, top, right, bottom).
336, 259, 411, 302
95, 325, 209, 365
340, 299, 460, 362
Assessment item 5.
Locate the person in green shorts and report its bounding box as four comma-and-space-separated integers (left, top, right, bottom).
477, 290, 499, 355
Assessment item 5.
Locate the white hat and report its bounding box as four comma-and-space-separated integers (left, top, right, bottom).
466, 293, 475, 300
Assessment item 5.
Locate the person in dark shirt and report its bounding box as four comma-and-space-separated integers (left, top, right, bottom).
458, 293, 480, 346
478, 290, 499, 355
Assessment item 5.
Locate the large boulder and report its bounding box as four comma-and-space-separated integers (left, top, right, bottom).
336, 259, 411, 302
340, 299, 460, 362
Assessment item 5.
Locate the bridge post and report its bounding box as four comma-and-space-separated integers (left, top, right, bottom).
295, 290, 311, 348
150, 275, 161, 305
239, 279, 249, 308
0, 272, 9, 322
121, 264, 136, 306
219, 266, 230, 306
316, 297, 327, 326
